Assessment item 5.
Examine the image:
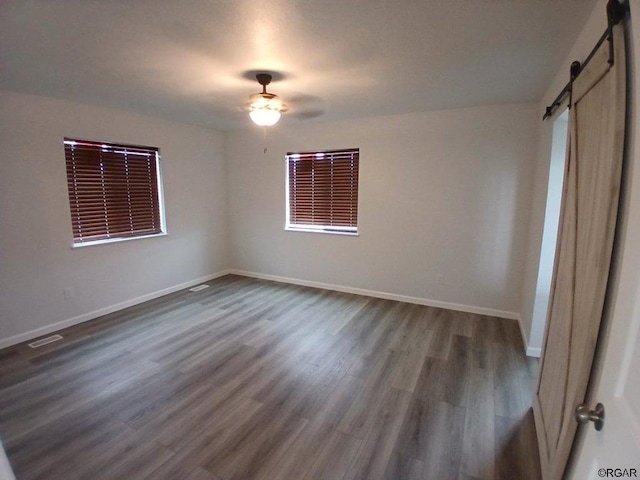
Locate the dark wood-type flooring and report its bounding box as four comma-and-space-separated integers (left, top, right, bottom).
0, 275, 541, 480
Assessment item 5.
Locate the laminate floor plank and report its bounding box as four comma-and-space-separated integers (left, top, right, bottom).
423, 308, 454, 360
300, 298, 389, 369
382, 451, 425, 480
452, 311, 476, 338
492, 341, 534, 420
20, 297, 185, 363
389, 305, 434, 355
168, 334, 253, 374
337, 349, 403, 439
253, 285, 317, 321
347, 301, 415, 379
460, 367, 495, 479
201, 278, 296, 311
0, 357, 162, 442
127, 381, 220, 438
140, 379, 265, 450
54, 300, 208, 356
458, 474, 482, 480
249, 357, 321, 408
186, 467, 223, 480
0, 353, 39, 390
343, 386, 412, 480
303, 430, 363, 480
394, 396, 465, 473
84, 432, 175, 480
201, 402, 308, 480
155, 466, 222, 480
390, 350, 425, 392
262, 288, 338, 329
271, 360, 351, 420
494, 411, 542, 480
0, 275, 540, 480
244, 302, 332, 355
441, 334, 472, 406
145, 329, 236, 371
263, 324, 329, 361
412, 356, 447, 402
301, 330, 359, 372
471, 315, 494, 370
316, 293, 371, 336
143, 396, 265, 478
108, 367, 215, 427
264, 374, 364, 480
255, 292, 368, 357
200, 343, 284, 389
123, 307, 230, 358
415, 400, 466, 480
14, 422, 135, 480
5, 406, 128, 480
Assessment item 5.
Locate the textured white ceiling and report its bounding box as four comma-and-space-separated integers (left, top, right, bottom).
0, 0, 598, 130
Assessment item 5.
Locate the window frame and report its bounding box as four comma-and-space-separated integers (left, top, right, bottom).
285, 148, 359, 236
63, 137, 167, 248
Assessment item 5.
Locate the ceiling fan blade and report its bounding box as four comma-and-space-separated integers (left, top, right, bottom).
286, 94, 326, 120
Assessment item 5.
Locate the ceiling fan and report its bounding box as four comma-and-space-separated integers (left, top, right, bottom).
244, 71, 326, 126
248, 73, 287, 126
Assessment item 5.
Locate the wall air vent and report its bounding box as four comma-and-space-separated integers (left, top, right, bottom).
189, 284, 210, 292
28, 334, 63, 348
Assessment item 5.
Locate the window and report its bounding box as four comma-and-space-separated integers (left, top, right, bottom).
64, 138, 165, 246
286, 148, 359, 234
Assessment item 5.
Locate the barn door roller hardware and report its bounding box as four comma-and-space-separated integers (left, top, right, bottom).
543, 0, 629, 120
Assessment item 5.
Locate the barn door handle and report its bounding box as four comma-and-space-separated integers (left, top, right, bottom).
574, 403, 605, 431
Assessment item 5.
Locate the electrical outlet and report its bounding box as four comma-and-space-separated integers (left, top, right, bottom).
436, 274, 445, 285
63, 286, 75, 299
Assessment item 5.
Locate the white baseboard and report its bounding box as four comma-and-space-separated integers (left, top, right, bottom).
0, 270, 232, 350
0, 439, 16, 480
230, 271, 539, 358
526, 346, 542, 357
2, 268, 541, 360
514, 311, 542, 358
228, 269, 521, 320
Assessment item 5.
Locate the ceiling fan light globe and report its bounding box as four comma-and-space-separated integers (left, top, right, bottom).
250, 108, 281, 126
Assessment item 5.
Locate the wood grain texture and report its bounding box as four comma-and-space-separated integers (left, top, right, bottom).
535, 23, 627, 480
0, 275, 539, 479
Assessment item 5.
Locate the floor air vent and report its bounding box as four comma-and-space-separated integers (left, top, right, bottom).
189, 284, 210, 292
28, 334, 63, 348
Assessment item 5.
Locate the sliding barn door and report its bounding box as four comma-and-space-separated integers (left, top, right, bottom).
533, 23, 627, 480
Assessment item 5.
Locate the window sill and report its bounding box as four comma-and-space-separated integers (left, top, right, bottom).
285, 227, 359, 236
71, 232, 167, 248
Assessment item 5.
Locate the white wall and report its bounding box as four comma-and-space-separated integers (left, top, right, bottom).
520, 0, 609, 352
226, 104, 538, 319
0, 90, 229, 347
528, 113, 568, 356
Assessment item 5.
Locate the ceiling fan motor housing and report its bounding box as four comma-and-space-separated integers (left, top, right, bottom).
256, 73, 273, 89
